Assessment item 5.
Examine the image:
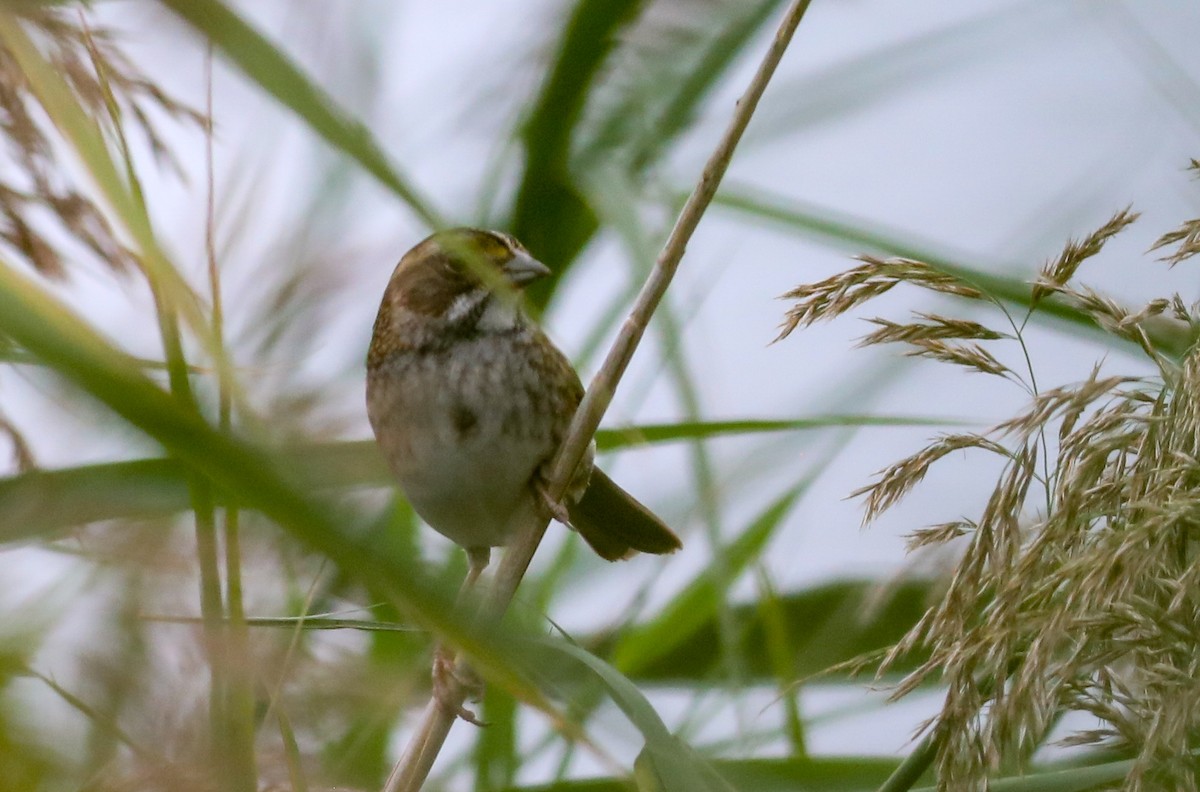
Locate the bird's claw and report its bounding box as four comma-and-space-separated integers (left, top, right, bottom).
432, 645, 487, 727
535, 479, 572, 525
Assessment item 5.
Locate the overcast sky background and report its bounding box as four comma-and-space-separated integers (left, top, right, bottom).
4, 0, 1200, 775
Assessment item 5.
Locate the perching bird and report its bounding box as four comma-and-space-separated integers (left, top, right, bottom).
366, 227, 681, 583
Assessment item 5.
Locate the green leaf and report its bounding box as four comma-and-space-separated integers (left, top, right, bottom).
609, 580, 934, 684
715, 184, 1197, 356
535, 639, 735, 792
0, 255, 541, 704
596, 416, 961, 450
510, 0, 644, 296
573, 0, 785, 176
610, 484, 805, 675
157, 0, 444, 228
0, 417, 944, 540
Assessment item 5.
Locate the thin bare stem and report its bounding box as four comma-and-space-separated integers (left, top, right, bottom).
381, 2, 813, 789
79, 10, 235, 777
206, 49, 257, 790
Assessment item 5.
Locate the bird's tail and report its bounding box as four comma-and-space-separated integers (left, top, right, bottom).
567, 468, 682, 561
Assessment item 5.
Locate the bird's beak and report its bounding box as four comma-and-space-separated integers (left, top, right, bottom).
504, 250, 551, 286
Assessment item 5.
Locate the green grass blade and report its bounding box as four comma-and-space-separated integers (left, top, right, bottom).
536, 639, 736, 792
509, 0, 643, 294
609, 580, 934, 684
913, 755, 1143, 792
0, 256, 540, 701
610, 483, 805, 675
715, 185, 1197, 356
514, 0, 789, 306
0, 417, 951, 540
157, 0, 444, 228
0, 459, 187, 543
755, 569, 806, 755
499, 752, 1138, 792
476, 689, 520, 790
501, 756, 903, 791
596, 416, 961, 450
573, 0, 785, 175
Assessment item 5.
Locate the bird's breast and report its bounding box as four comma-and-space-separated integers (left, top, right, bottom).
366, 332, 575, 547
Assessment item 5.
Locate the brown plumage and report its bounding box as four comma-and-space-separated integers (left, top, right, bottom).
365, 228, 682, 579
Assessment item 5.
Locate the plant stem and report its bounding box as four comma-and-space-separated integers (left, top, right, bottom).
382, 1, 813, 789
876, 732, 939, 792
205, 45, 258, 790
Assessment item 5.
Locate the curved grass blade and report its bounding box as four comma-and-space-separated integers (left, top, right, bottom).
573, 0, 786, 176
536, 639, 736, 792
0, 256, 543, 703
715, 185, 1198, 356
614, 579, 934, 684
0, 416, 951, 541
509, 0, 643, 293
157, 0, 444, 228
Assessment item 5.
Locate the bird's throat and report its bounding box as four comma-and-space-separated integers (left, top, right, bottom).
445, 289, 524, 335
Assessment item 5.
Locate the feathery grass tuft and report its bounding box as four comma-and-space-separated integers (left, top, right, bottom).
782, 172, 1200, 791
1150, 160, 1200, 266
0, 8, 199, 279
776, 256, 984, 341
1031, 207, 1139, 304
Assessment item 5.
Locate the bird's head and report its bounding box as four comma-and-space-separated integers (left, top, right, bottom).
369, 228, 550, 360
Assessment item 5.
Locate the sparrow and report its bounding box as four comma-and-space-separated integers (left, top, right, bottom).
366, 227, 682, 586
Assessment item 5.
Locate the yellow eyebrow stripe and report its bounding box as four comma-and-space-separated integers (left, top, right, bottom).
476, 233, 510, 260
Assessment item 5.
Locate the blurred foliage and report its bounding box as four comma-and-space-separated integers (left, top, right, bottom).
0, 1, 1194, 791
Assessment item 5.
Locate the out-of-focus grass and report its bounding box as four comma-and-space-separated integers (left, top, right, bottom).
0, 1, 1194, 791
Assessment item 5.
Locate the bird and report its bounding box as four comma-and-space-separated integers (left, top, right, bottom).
365, 228, 682, 717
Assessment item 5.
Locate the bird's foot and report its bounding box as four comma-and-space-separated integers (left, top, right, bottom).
432, 645, 487, 726
534, 476, 572, 525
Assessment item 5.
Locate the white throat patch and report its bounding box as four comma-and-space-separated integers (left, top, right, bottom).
477, 293, 523, 332
445, 288, 523, 332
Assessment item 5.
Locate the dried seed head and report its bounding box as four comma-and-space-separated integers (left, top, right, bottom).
782, 179, 1200, 790
853, 433, 1009, 523
1032, 208, 1139, 303
1150, 218, 1200, 267
0, 9, 201, 278
901, 338, 1010, 377
905, 520, 974, 552
777, 257, 983, 341
858, 313, 1009, 348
